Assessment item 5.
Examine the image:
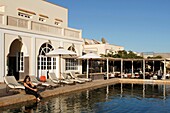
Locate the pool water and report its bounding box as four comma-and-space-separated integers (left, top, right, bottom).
1, 83, 170, 113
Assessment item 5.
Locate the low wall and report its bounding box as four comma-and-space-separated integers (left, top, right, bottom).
119, 79, 170, 85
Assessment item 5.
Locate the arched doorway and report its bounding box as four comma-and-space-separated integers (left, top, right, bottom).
37, 42, 55, 79
7, 39, 28, 80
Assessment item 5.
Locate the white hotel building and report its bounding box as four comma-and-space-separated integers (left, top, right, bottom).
83, 38, 124, 55
0, 0, 83, 82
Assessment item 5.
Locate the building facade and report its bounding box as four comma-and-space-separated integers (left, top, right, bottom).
141, 52, 170, 59
83, 38, 124, 55
0, 0, 83, 82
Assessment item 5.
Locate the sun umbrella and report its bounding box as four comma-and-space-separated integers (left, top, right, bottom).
46, 47, 77, 56
46, 47, 76, 79
79, 53, 101, 59
79, 52, 101, 78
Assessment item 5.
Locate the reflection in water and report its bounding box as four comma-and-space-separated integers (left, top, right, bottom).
1, 83, 170, 113
106, 85, 109, 100
24, 102, 38, 113
6, 102, 38, 113
143, 83, 145, 98
163, 84, 166, 100
120, 83, 123, 98
86, 90, 89, 100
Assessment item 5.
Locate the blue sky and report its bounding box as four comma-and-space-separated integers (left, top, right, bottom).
47, 0, 170, 53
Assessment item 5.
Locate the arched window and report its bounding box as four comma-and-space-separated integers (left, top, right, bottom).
38, 43, 56, 70
66, 44, 78, 71
38, 43, 53, 55
68, 45, 76, 53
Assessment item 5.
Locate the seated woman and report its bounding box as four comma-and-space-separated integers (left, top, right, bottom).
23, 75, 41, 102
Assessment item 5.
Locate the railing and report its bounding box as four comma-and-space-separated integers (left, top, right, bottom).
64, 28, 80, 39
7, 16, 28, 28
5, 16, 81, 39
32, 22, 81, 39
32, 22, 62, 35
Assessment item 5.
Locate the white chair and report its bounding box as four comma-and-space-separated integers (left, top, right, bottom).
48, 73, 75, 85
30, 76, 59, 88
124, 74, 127, 78
4, 76, 25, 91
70, 71, 92, 82
63, 73, 85, 84
153, 75, 158, 80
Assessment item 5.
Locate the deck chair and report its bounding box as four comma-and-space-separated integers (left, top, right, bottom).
63, 73, 85, 84
30, 76, 59, 88
48, 72, 75, 85
46, 79, 60, 88
4, 76, 25, 91
70, 71, 92, 82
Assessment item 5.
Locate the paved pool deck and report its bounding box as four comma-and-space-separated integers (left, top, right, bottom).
1, 78, 170, 108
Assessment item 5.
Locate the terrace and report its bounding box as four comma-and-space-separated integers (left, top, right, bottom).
0, 15, 81, 40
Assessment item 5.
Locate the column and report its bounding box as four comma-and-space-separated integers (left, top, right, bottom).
30, 37, 36, 76
100, 66, 103, 73
132, 60, 134, 78
153, 61, 155, 73
121, 59, 123, 78
86, 59, 89, 78
163, 59, 166, 79
0, 32, 4, 82
100, 60, 103, 73
143, 59, 145, 79
59, 55, 61, 79
106, 58, 109, 79
160, 61, 162, 74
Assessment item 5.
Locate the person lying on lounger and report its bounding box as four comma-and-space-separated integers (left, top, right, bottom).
23, 75, 42, 102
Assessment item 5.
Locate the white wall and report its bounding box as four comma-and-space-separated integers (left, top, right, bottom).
0, 32, 4, 82
0, 0, 68, 27
84, 44, 124, 55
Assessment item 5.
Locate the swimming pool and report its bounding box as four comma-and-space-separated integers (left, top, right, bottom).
1, 83, 170, 113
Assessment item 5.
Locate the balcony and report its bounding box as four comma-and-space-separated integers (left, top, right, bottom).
4, 16, 82, 40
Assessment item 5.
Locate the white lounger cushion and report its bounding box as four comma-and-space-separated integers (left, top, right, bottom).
4, 76, 25, 89
70, 72, 92, 82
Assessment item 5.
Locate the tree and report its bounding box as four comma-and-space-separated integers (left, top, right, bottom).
103, 50, 143, 59
147, 55, 162, 59
101, 37, 107, 44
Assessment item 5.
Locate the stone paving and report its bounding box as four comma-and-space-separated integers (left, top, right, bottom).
0, 78, 170, 108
